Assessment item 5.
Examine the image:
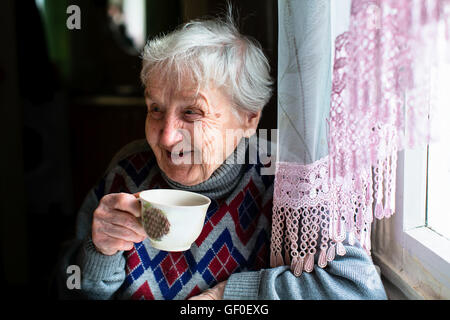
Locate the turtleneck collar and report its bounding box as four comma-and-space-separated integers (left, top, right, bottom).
160, 138, 249, 200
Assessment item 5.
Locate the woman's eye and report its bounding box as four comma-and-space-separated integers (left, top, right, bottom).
184, 108, 202, 120
148, 104, 163, 119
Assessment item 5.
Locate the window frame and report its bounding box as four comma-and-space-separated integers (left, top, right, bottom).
374, 146, 450, 299
404, 145, 450, 279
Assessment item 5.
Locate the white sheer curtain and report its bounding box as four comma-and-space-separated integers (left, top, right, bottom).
271, 0, 337, 275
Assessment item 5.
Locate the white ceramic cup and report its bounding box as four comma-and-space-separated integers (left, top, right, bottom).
139, 189, 211, 252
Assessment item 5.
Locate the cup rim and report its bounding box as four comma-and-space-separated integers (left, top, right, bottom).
139, 189, 211, 208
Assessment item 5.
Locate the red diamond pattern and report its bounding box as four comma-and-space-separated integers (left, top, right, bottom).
217, 245, 230, 263
228, 179, 262, 245
131, 281, 154, 300
195, 221, 214, 247
208, 244, 239, 282
160, 252, 189, 287
195, 200, 229, 247
215, 267, 229, 282
261, 200, 273, 220
224, 256, 238, 272
253, 242, 269, 271
126, 250, 141, 275
109, 173, 130, 193
129, 153, 147, 172
209, 257, 222, 273
186, 285, 202, 299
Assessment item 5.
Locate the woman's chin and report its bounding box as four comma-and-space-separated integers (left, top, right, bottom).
162, 164, 204, 186
156, 152, 219, 186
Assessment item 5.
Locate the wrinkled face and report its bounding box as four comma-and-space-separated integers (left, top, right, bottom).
144, 78, 260, 186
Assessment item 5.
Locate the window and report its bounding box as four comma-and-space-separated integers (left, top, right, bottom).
371, 24, 450, 300
426, 41, 450, 241
397, 29, 450, 299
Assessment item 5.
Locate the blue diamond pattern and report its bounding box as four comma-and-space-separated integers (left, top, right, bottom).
119, 155, 155, 187
94, 177, 106, 200
246, 229, 270, 271
204, 199, 219, 223
238, 190, 258, 230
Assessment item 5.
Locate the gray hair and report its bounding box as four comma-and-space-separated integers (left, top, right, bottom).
140, 6, 273, 115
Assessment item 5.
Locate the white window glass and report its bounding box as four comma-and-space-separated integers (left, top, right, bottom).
426, 29, 450, 241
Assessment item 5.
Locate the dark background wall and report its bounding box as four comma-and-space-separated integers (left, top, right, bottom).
0, 0, 277, 298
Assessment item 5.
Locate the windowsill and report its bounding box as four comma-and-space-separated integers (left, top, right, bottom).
372, 252, 424, 300
381, 275, 409, 300
404, 227, 450, 282
373, 226, 450, 299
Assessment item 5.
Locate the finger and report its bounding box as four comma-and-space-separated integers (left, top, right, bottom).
188, 291, 216, 300
100, 221, 147, 243
104, 193, 141, 218
188, 282, 225, 300
133, 192, 141, 199
118, 240, 135, 252
188, 294, 207, 300
106, 209, 147, 238
95, 237, 134, 255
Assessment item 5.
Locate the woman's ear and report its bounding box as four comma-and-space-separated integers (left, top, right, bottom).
242, 110, 261, 137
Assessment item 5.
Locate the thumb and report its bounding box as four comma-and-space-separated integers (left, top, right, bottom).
132, 192, 142, 218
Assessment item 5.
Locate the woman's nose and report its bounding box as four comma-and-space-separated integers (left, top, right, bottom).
159, 114, 184, 149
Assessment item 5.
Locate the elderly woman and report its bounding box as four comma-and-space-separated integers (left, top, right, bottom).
57, 10, 387, 300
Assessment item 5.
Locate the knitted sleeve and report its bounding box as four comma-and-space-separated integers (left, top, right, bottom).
223, 239, 388, 300
56, 140, 150, 299
55, 186, 127, 299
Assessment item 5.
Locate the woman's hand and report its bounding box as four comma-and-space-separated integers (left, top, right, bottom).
92, 192, 147, 255
188, 281, 227, 300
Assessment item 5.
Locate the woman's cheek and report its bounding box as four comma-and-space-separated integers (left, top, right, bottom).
145, 119, 160, 149
145, 119, 152, 141
199, 121, 224, 166
145, 118, 152, 142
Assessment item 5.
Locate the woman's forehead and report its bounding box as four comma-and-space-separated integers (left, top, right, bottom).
145, 84, 201, 102
145, 77, 220, 104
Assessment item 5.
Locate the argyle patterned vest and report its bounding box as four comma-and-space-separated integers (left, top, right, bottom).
92, 149, 274, 300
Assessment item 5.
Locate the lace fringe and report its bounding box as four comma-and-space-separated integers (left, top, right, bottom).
269, 154, 397, 276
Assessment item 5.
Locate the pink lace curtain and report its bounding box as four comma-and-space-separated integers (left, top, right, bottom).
270, 0, 450, 276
